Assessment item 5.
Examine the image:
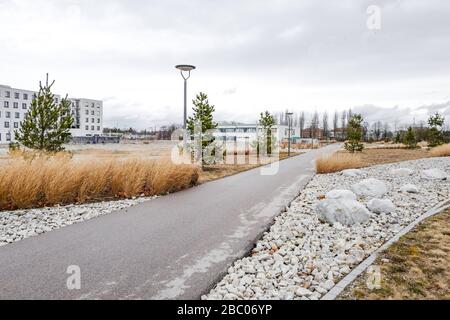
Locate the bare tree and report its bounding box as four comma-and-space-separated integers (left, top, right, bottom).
299, 111, 305, 138
341, 110, 347, 140
333, 110, 339, 140
322, 111, 329, 140
310, 111, 320, 140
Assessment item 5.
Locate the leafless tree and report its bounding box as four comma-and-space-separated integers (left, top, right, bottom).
341, 110, 347, 140
333, 110, 339, 140
322, 111, 329, 140
299, 111, 305, 138
310, 111, 320, 139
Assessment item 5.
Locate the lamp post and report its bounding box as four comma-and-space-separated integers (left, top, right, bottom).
286, 112, 293, 156
175, 64, 196, 150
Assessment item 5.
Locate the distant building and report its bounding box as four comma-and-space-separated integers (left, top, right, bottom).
0, 84, 103, 144
214, 124, 301, 143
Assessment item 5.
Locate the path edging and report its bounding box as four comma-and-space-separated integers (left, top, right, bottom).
321, 198, 450, 300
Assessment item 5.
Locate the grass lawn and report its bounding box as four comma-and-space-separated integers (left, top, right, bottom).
199, 152, 301, 183
339, 207, 450, 300
356, 148, 432, 167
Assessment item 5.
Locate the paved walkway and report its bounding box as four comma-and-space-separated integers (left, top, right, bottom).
0, 145, 339, 299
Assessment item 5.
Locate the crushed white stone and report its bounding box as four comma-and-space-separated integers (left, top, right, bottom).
203, 157, 450, 300
0, 197, 157, 246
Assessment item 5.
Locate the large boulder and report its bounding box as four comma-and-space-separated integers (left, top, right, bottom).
422, 169, 447, 180
400, 184, 419, 193
316, 198, 371, 226
342, 169, 364, 177
325, 189, 357, 200
351, 178, 388, 198
367, 198, 395, 214
390, 168, 414, 176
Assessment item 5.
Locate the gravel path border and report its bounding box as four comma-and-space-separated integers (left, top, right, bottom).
321, 198, 450, 300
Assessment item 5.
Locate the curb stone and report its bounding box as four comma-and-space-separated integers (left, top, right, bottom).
321, 198, 450, 300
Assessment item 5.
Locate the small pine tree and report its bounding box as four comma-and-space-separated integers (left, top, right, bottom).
427, 112, 445, 147
187, 92, 218, 165
404, 127, 417, 149
344, 114, 364, 152
258, 111, 276, 156
394, 131, 402, 144
15, 74, 73, 152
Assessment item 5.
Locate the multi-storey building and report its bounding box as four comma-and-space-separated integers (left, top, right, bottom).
0, 84, 103, 143
69, 98, 103, 137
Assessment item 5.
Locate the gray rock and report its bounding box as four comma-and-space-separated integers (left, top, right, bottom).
400, 184, 419, 193
315, 198, 371, 226
325, 189, 357, 200
367, 198, 396, 214
352, 178, 388, 198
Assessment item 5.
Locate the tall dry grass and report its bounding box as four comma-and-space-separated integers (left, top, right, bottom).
0, 156, 198, 210
316, 152, 362, 174
429, 144, 450, 157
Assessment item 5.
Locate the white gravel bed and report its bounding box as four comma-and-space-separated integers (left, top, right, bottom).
204, 157, 450, 300
0, 196, 156, 246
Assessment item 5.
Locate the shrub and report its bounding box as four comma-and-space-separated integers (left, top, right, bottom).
316, 152, 362, 174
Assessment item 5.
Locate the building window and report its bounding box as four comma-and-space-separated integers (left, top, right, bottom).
6, 132, 11, 141
91, 110, 94, 115
54, 98, 59, 104
5, 91, 10, 98
5, 122, 9, 128
91, 126, 94, 130
91, 118, 95, 123
14, 92, 19, 99
6, 112, 10, 118
85, 118, 89, 123
0, 133, 1, 141
23, 93, 28, 100
97, 118, 100, 123
15, 112, 19, 118
85, 125, 89, 130
85, 110, 89, 115
4, 101, 9, 108
14, 122, 18, 128
22, 103, 27, 109
13, 102, 18, 108
97, 126, 100, 131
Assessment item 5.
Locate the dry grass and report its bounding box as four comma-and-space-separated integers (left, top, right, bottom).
339, 207, 450, 300
0, 155, 198, 210
316, 153, 363, 174
316, 148, 433, 174
199, 151, 301, 183
430, 144, 450, 157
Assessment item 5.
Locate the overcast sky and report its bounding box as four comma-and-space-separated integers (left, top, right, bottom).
1, 0, 450, 129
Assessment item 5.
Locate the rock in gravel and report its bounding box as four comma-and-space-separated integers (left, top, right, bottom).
325, 189, 357, 200
422, 169, 447, 180
295, 287, 313, 297
351, 178, 388, 198
390, 168, 414, 176
315, 198, 371, 226
367, 198, 396, 214
342, 169, 364, 177
400, 184, 419, 193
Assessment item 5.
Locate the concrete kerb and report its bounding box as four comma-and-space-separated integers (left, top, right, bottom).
321, 198, 450, 300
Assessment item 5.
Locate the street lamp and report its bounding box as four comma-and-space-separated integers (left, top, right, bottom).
175, 64, 196, 150
286, 112, 293, 156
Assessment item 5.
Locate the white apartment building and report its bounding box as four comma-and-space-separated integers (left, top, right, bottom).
69, 98, 103, 137
214, 124, 299, 143
0, 84, 102, 143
